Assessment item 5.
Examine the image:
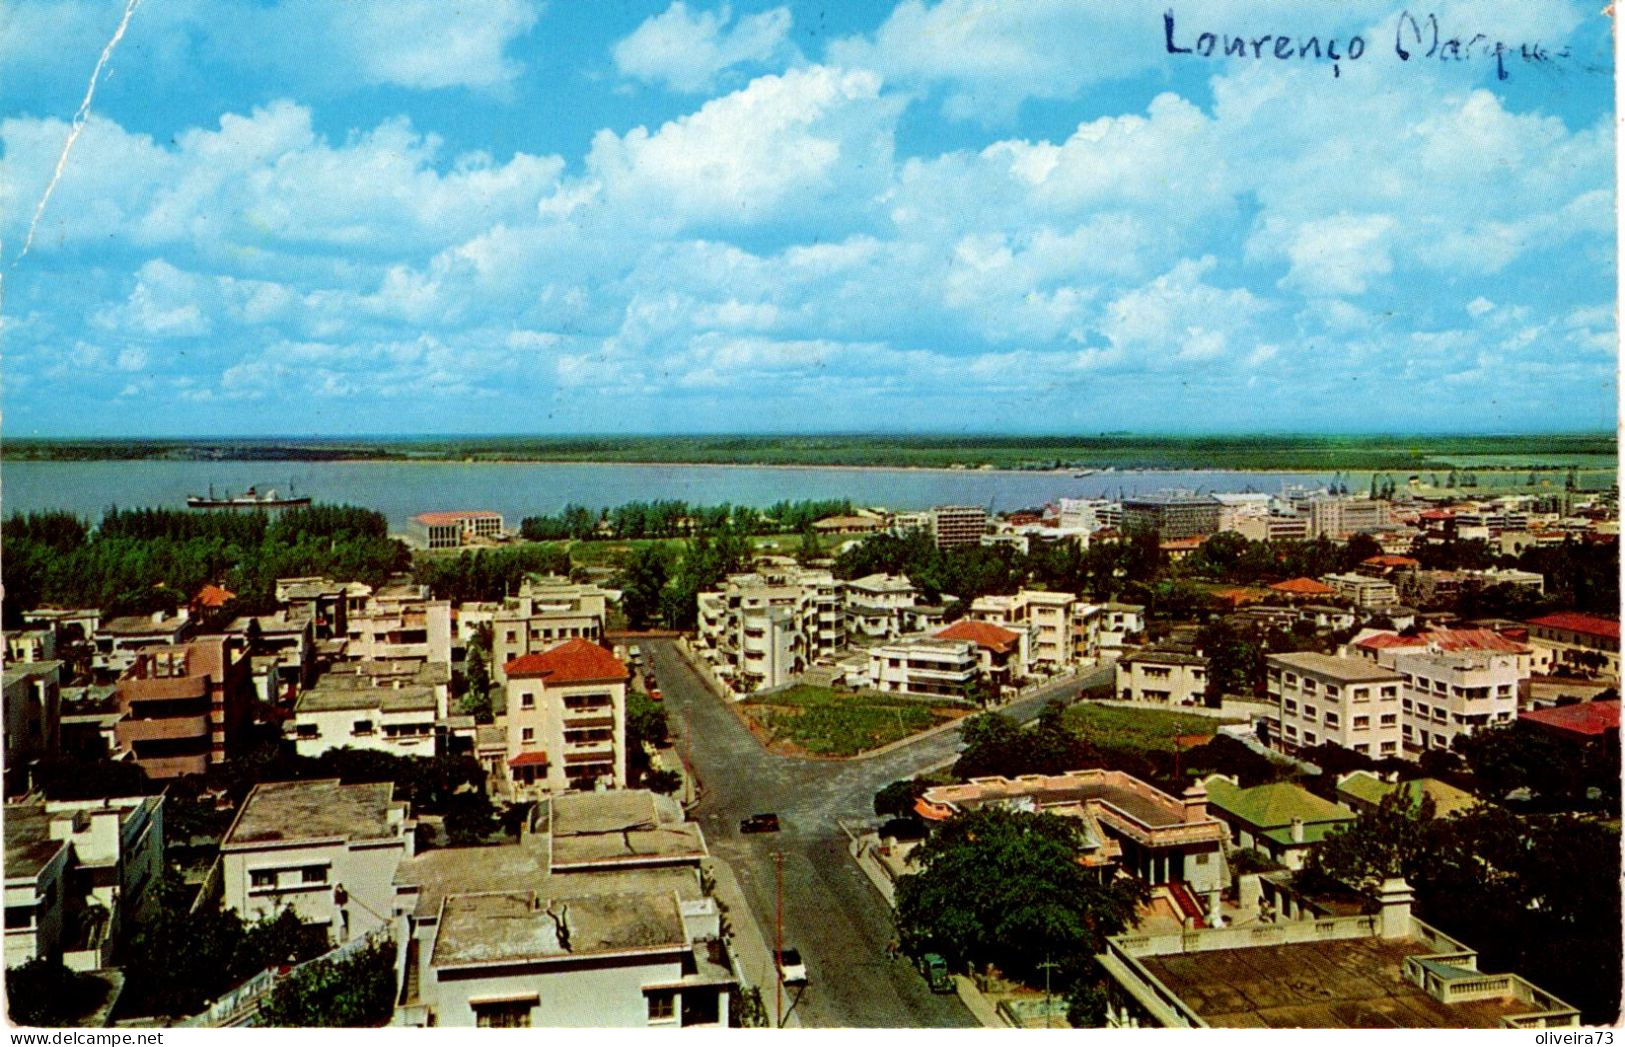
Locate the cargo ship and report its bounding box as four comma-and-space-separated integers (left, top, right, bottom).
186, 483, 311, 510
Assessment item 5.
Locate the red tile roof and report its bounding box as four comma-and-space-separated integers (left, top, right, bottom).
1356, 628, 1530, 654
1420, 510, 1455, 520
194, 583, 237, 607
1526, 613, 1621, 642
1362, 555, 1420, 568
413, 511, 502, 526
504, 637, 629, 683
507, 750, 550, 767
1521, 700, 1620, 738
936, 619, 1022, 653
1270, 577, 1337, 596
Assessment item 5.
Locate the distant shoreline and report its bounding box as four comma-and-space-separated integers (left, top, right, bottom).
8, 455, 1617, 478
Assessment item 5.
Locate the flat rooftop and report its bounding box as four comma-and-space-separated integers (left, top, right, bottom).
3, 660, 62, 687
295, 685, 436, 714
3, 804, 65, 881
1269, 652, 1402, 682
430, 888, 687, 969
223, 779, 403, 847
396, 844, 699, 919
550, 791, 708, 869
922, 771, 1196, 829
1139, 937, 1547, 1028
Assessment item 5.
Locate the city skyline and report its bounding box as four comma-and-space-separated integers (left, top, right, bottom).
1, 0, 1616, 437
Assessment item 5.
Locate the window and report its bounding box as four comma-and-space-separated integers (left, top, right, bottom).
296, 724, 319, 739
5, 905, 35, 930
301, 865, 328, 885
352, 719, 374, 736
1402, 698, 1413, 712
1284, 725, 1298, 738
251, 869, 277, 889
1303, 705, 1318, 719
1304, 731, 1318, 745
1194, 852, 1210, 865
1324, 712, 1340, 728
504, 631, 518, 644
1380, 714, 1397, 727
474, 999, 534, 1028
1283, 700, 1297, 714
1380, 741, 1397, 754
1353, 716, 1370, 729
1380, 686, 1398, 699
521, 727, 535, 743
1353, 743, 1369, 754
521, 692, 535, 710
647, 992, 676, 1023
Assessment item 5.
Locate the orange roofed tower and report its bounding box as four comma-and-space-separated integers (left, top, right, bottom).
500, 638, 630, 799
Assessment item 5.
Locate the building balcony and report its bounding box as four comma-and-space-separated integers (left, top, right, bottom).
117, 715, 211, 744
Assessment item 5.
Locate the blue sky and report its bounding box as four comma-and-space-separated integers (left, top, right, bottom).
1, 0, 1615, 437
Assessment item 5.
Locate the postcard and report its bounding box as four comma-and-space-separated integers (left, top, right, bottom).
0, 0, 1617, 1036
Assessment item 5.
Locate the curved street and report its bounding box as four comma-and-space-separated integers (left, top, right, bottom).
647, 639, 1111, 1027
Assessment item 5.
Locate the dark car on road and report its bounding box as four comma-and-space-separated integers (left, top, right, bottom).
739, 812, 780, 834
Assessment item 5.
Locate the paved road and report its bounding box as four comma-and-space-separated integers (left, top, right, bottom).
649, 640, 1108, 1028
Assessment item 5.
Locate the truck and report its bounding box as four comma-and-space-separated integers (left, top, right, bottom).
918, 952, 953, 994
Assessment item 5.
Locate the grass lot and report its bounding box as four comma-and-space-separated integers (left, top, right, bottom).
1064, 703, 1241, 755
741, 684, 959, 757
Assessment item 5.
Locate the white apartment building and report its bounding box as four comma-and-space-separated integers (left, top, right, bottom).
695, 568, 845, 693
1080, 602, 1146, 661
1319, 573, 1400, 610
291, 685, 443, 758
346, 582, 453, 664
220, 779, 415, 944
1056, 498, 1116, 532
502, 639, 629, 797
4, 795, 164, 970
970, 589, 1075, 669
864, 636, 979, 699
1267, 652, 1403, 758
1307, 497, 1391, 539
488, 577, 611, 684
1115, 644, 1208, 705
843, 573, 923, 641
1392, 650, 1520, 755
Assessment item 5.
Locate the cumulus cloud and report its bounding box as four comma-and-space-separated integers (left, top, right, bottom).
613, 3, 795, 93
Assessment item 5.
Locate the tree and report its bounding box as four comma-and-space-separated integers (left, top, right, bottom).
255, 939, 398, 1027
461, 644, 492, 722
5, 959, 110, 1026
873, 778, 929, 819
617, 545, 671, 630
443, 791, 499, 846
894, 807, 1144, 990
795, 525, 823, 565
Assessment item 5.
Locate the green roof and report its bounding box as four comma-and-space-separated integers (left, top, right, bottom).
1202, 776, 1356, 840
1336, 773, 1478, 816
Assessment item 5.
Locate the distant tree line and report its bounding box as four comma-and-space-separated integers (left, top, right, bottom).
410, 545, 571, 603
2, 505, 407, 627
519, 498, 853, 541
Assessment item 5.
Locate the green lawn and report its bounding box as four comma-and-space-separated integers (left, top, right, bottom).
742, 684, 957, 756
1063, 704, 1241, 755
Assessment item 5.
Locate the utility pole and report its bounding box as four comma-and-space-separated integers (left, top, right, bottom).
774, 851, 785, 1029
1039, 954, 1059, 1029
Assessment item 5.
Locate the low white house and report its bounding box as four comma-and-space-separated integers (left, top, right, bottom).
291, 685, 442, 758
220, 779, 414, 944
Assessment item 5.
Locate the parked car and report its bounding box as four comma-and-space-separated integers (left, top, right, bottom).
739, 812, 780, 834
777, 947, 807, 985
918, 952, 953, 993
